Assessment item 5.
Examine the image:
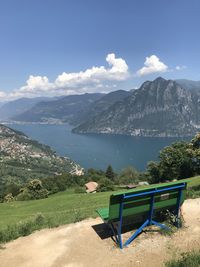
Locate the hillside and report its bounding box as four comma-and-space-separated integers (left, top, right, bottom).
10, 91, 131, 126
176, 79, 200, 93
0, 124, 83, 186
12, 93, 104, 124
73, 77, 200, 137
0, 97, 57, 121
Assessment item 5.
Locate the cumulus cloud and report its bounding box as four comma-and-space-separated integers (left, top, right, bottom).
0, 53, 185, 102
0, 53, 129, 101
0, 91, 7, 100
0, 53, 129, 100
137, 55, 168, 76
55, 53, 129, 88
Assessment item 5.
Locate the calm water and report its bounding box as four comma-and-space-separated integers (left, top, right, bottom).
8, 124, 189, 171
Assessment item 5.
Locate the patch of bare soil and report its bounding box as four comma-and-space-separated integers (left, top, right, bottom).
0, 198, 200, 267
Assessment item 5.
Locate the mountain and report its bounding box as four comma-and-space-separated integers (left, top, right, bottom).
12, 93, 104, 124
176, 79, 200, 93
73, 77, 200, 137
0, 124, 83, 183
0, 97, 58, 121
71, 90, 132, 125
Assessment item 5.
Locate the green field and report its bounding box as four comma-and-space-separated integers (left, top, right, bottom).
0, 189, 113, 230
0, 176, 199, 241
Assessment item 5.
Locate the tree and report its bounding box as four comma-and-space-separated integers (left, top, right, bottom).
190, 133, 200, 174
147, 161, 161, 184
97, 178, 114, 192
159, 142, 194, 180
105, 165, 115, 181
118, 166, 139, 184
147, 140, 196, 183
17, 179, 49, 200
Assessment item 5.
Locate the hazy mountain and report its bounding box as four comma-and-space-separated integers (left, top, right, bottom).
176, 79, 200, 93
0, 97, 58, 121
12, 93, 104, 124
73, 77, 200, 137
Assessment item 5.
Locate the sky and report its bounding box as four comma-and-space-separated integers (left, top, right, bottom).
0, 0, 199, 101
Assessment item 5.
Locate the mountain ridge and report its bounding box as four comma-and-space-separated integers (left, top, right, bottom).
73, 77, 200, 137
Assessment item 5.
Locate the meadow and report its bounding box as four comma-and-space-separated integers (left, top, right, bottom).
0, 176, 199, 243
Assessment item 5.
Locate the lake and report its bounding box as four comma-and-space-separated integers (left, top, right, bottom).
8, 124, 189, 172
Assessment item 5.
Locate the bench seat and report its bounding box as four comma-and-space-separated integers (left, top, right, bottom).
96, 207, 109, 221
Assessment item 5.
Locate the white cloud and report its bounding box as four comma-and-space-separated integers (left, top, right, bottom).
0, 53, 187, 102
175, 65, 187, 71
137, 55, 168, 76
0, 53, 129, 100
55, 53, 129, 88
0, 91, 7, 99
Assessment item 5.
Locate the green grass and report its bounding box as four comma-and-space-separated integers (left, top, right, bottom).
185, 176, 200, 188
165, 251, 200, 267
0, 176, 199, 243
185, 176, 200, 199
0, 189, 112, 230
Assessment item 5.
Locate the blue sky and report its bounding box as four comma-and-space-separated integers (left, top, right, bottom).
0, 0, 199, 100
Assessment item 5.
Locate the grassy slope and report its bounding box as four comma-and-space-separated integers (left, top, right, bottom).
0, 189, 112, 230
0, 176, 199, 231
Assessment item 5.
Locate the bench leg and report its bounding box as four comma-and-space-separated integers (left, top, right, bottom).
151, 220, 170, 230
109, 222, 119, 244
124, 219, 149, 247
175, 189, 183, 228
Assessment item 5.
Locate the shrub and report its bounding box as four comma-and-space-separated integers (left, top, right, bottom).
18, 221, 33, 236
165, 251, 200, 267
74, 187, 85, 194
16, 179, 49, 201
34, 213, 46, 225
73, 210, 86, 223
97, 178, 115, 192
118, 166, 139, 184
4, 193, 14, 202
16, 189, 32, 201
0, 213, 48, 243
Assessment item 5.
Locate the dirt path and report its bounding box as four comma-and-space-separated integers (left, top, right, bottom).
0, 198, 200, 267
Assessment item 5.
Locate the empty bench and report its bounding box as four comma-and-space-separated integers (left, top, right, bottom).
96, 180, 187, 249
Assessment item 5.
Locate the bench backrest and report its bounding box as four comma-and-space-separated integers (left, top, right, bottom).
108, 181, 187, 223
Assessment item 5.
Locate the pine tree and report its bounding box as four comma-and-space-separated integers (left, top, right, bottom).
105, 165, 115, 181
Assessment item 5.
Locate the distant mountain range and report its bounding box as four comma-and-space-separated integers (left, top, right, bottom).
1, 77, 200, 137
0, 97, 58, 121
11, 93, 104, 124
176, 79, 200, 93
74, 77, 200, 137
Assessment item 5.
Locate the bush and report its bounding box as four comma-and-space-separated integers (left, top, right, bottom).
4, 193, 14, 202
186, 185, 200, 199
16, 189, 32, 201
73, 209, 86, 223
16, 179, 49, 201
165, 251, 200, 267
118, 166, 139, 184
147, 137, 199, 183
97, 178, 115, 192
35, 213, 46, 225
0, 213, 48, 243
18, 221, 33, 236
74, 187, 85, 194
